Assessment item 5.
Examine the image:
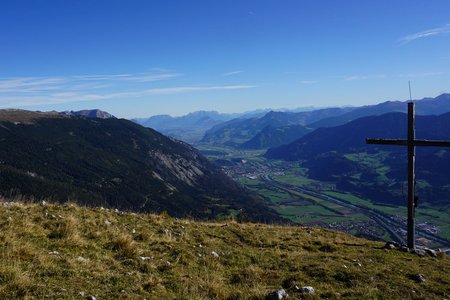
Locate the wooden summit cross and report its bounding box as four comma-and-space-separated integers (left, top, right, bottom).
366, 102, 450, 249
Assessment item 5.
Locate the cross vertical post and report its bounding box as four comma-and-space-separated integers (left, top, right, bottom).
407, 102, 415, 249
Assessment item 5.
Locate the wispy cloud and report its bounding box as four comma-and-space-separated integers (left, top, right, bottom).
139, 85, 256, 95
1, 85, 256, 107
67, 82, 112, 91
71, 72, 181, 82
0, 71, 181, 94
344, 74, 386, 81
0, 77, 66, 92
0, 70, 256, 108
300, 80, 318, 84
0, 71, 179, 107
222, 70, 244, 76
399, 23, 450, 44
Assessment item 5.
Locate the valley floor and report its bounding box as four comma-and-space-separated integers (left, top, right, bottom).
1, 201, 449, 299
197, 146, 450, 249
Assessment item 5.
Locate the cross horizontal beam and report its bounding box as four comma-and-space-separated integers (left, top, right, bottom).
366, 138, 450, 147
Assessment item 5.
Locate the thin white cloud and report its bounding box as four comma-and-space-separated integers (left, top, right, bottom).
300, 80, 318, 84
67, 82, 112, 91
130, 73, 181, 82
400, 23, 450, 44
222, 70, 244, 76
71, 74, 131, 80
142, 85, 255, 95
0, 84, 256, 108
0, 77, 66, 92
71, 72, 181, 82
0, 71, 181, 94
344, 74, 386, 81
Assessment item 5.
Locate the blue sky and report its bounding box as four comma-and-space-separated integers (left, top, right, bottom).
1, 1, 449, 118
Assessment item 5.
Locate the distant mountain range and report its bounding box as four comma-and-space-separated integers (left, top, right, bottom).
131, 107, 334, 145
266, 111, 450, 207
129, 94, 450, 150
311, 93, 450, 128
132, 111, 239, 143
200, 108, 352, 147
240, 124, 312, 149
0, 110, 280, 222
198, 93, 450, 150
133, 111, 236, 130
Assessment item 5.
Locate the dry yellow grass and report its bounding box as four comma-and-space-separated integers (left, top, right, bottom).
0, 200, 449, 299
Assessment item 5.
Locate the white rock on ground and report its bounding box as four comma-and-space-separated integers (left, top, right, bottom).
266, 289, 288, 299
139, 256, 152, 261
412, 273, 426, 283
301, 286, 315, 294
77, 256, 88, 262
425, 248, 437, 257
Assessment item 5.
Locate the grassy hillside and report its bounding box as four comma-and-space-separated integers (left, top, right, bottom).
1, 200, 449, 299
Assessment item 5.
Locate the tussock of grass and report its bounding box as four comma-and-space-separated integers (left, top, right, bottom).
0, 200, 449, 299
